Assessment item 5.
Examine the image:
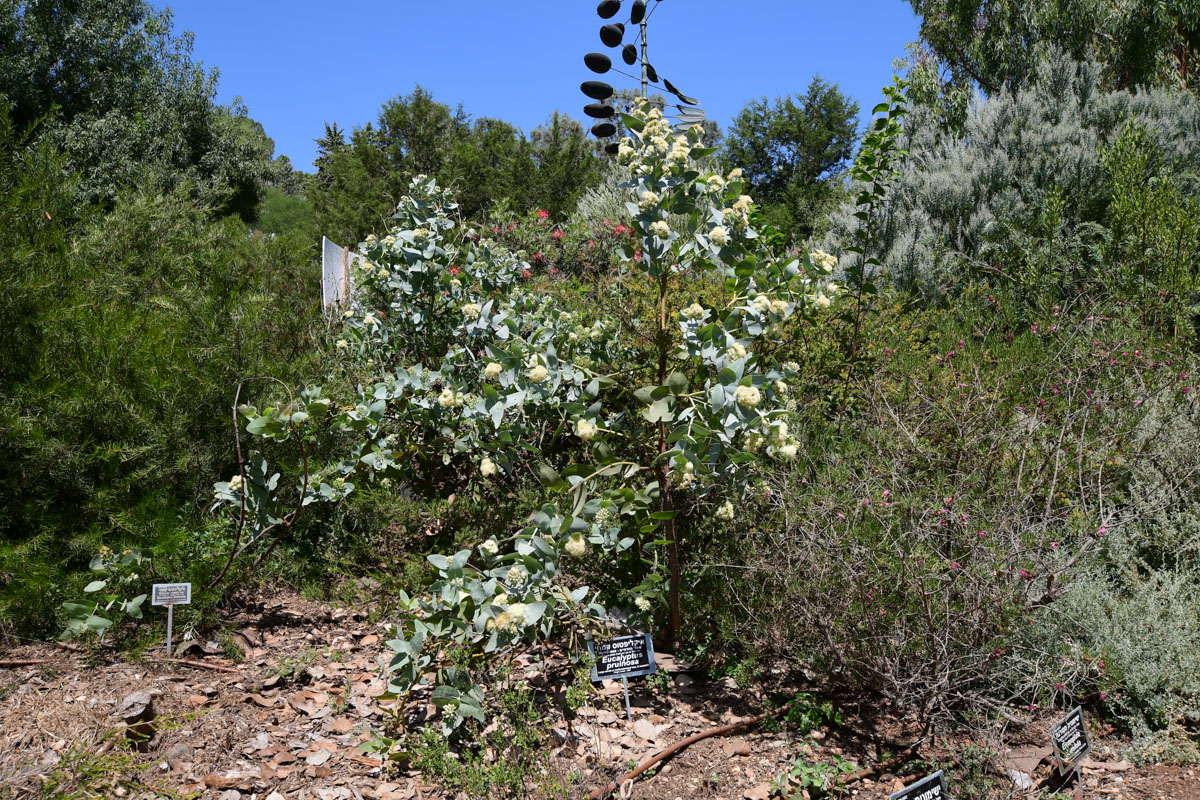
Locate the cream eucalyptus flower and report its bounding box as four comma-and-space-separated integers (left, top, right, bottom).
735, 385, 761, 408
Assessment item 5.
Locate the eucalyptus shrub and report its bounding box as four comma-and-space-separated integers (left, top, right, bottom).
222, 102, 838, 741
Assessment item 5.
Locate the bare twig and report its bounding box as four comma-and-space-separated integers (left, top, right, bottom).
165, 658, 240, 674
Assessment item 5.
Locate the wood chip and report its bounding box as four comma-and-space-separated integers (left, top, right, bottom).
633, 719, 658, 741
203, 774, 235, 789
744, 783, 772, 800
722, 738, 752, 757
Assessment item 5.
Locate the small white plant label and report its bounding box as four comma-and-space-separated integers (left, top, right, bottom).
151, 583, 191, 605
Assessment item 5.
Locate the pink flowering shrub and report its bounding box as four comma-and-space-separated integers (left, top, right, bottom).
483, 207, 635, 277
697, 296, 1200, 725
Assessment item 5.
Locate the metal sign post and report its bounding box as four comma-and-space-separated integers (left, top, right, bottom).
588, 633, 657, 721
889, 770, 948, 800
1049, 706, 1091, 799
151, 583, 192, 658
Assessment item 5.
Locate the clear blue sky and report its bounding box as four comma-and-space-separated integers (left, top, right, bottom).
163, 1, 920, 170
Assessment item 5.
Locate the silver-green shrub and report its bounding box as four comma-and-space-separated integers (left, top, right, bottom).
570, 164, 634, 230
1041, 569, 1200, 762
1022, 390, 1200, 759
825, 48, 1200, 298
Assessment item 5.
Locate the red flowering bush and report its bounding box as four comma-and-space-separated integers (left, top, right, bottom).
482, 208, 637, 277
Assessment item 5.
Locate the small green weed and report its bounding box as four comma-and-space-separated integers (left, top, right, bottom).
771, 753, 856, 798
645, 669, 671, 695
784, 693, 842, 734
405, 666, 569, 799
947, 743, 998, 797
564, 654, 595, 715
28, 733, 179, 799
265, 648, 320, 686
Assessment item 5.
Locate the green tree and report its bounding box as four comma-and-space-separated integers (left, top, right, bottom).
376, 85, 471, 179
1, 0, 276, 220
528, 111, 602, 219
0, 102, 324, 631
721, 77, 860, 242
309, 124, 396, 246
444, 117, 536, 219
311, 93, 604, 240
905, 0, 1200, 95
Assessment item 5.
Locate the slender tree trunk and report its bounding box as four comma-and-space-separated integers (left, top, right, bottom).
655, 270, 681, 643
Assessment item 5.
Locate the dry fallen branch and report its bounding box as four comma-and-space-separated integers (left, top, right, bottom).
166, 658, 240, 674
834, 742, 923, 788
588, 704, 925, 800
0, 660, 46, 668
588, 706, 791, 799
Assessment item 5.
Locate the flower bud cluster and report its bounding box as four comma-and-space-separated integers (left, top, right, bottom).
614, 105, 683, 171
735, 384, 762, 408
675, 458, 696, 489
565, 534, 588, 557
725, 194, 753, 232
437, 388, 465, 408
809, 249, 838, 272
575, 418, 598, 441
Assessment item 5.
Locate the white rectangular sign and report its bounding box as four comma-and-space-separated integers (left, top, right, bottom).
151, 583, 192, 606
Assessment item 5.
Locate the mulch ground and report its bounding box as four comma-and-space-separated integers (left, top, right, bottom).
1, 591, 1196, 799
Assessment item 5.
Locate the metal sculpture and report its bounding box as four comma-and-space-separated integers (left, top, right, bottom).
580, 0, 706, 153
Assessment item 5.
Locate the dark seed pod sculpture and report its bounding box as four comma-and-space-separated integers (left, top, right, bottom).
584, 53, 612, 73
597, 0, 621, 19
599, 23, 625, 47
582, 0, 701, 153
584, 103, 616, 119
580, 81, 615, 101
663, 78, 698, 105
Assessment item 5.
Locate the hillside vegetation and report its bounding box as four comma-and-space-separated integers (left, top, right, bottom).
2, 2, 1200, 793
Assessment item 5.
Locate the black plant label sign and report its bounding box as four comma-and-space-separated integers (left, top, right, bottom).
588, 633, 657, 681
1049, 706, 1092, 774
888, 770, 947, 800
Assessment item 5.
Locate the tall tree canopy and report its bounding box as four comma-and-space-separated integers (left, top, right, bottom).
905, 0, 1200, 96
720, 77, 859, 241
311, 90, 602, 243
1, 0, 280, 219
